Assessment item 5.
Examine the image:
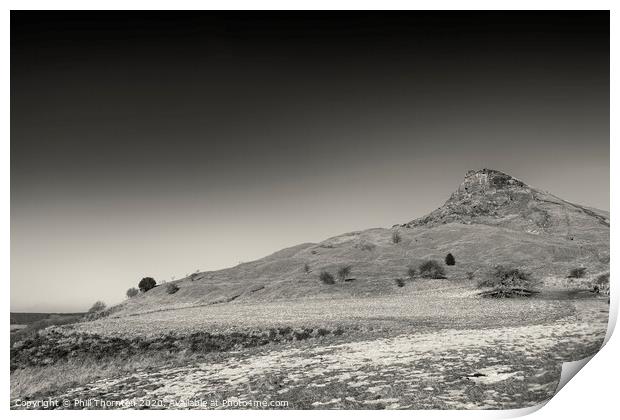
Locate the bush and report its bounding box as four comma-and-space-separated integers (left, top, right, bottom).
303, 263, 311, 274
592, 272, 609, 295
407, 267, 417, 279
319, 271, 335, 285
478, 265, 539, 298
88, 301, 106, 313
126, 287, 139, 298
395, 278, 406, 287
445, 253, 456, 266
392, 231, 401, 244
82, 306, 117, 321
166, 283, 180, 294
568, 267, 587, 279
418, 260, 446, 279
337, 265, 351, 281
138, 277, 157, 292
466, 271, 475, 280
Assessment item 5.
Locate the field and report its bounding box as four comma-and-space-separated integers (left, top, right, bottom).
10, 279, 609, 410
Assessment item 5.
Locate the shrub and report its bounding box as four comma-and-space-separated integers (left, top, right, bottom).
407, 267, 417, 279
138, 277, 157, 292
445, 253, 456, 266
337, 265, 351, 281
88, 301, 106, 313
392, 231, 401, 244
319, 271, 335, 284
166, 283, 180, 294
303, 263, 311, 274
395, 278, 406, 287
568, 267, 587, 279
418, 260, 446, 279
83, 306, 117, 321
478, 265, 539, 298
126, 287, 139, 299
592, 272, 610, 295
316, 328, 330, 337
466, 271, 475, 280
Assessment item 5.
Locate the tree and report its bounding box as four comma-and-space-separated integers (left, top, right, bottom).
319, 271, 335, 284
88, 301, 106, 313
445, 253, 456, 266
568, 267, 586, 279
138, 277, 157, 292
126, 287, 139, 298
478, 265, 539, 298
337, 265, 351, 281
418, 260, 446, 279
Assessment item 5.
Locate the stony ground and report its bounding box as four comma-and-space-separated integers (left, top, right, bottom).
11, 296, 608, 410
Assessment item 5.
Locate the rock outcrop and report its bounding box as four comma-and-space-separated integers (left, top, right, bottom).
400, 169, 608, 237
403, 169, 533, 227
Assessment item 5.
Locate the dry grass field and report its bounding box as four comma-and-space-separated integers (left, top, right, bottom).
10, 279, 609, 409
73, 280, 578, 336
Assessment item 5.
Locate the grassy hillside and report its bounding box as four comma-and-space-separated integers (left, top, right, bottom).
95, 169, 608, 317
113, 223, 607, 316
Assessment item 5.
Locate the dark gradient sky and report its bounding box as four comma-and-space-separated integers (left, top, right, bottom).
11, 12, 609, 312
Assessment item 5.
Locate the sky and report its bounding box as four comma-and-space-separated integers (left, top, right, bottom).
11, 12, 609, 312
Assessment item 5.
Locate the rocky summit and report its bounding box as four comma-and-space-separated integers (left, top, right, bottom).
402, 169, 532, 227
401, 168, 609, 237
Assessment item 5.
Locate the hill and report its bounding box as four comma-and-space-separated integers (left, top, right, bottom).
112, 169, 609, 316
